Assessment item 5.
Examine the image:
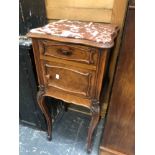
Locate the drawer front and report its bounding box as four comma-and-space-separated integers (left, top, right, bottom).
39, 40, 98, 65
42, 61, 96, 98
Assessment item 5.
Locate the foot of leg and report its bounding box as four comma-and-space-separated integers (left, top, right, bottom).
37, 85, 52, 141
87, 99, 100, 153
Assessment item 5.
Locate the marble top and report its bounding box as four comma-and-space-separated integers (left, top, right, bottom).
29, 20, 119, 48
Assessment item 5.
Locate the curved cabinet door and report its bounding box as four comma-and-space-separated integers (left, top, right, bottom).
42, 60, 96, 99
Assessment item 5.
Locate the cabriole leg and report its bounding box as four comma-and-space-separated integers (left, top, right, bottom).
37, 85, 52, 140
87, 99, 100, 153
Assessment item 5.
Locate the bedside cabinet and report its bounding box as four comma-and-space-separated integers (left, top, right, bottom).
27, 20, 119, 152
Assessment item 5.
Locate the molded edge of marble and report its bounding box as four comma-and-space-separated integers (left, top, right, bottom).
27, 20, 119, 48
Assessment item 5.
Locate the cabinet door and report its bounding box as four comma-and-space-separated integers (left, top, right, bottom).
42, 60, 96, 99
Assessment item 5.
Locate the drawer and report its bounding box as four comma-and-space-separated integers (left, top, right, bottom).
38, 40, 98, 65
42, 60, 96, 98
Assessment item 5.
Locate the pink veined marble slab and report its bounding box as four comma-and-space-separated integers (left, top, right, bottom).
30, 20, 119, 47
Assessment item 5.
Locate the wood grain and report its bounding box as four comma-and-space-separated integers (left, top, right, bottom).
101, 0, 128, 116
46, 87, 91, 108
45, 0, 114, 22
27, 32, 115, 48
31, 40, 44, 85
45, 0, 114, 9
39, 40, 98, 65
46, 7, 112, 23
100, 5, 135, 155
30, 36, 114, 152
44, 61, 96, 98
40, 55, 97, 71
100, 147, 126, 155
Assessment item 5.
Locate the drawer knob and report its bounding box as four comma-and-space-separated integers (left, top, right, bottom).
45, 74, 50, 79
57, 49, 72, 56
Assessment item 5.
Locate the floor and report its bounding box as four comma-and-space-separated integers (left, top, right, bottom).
19, 110, 105, 155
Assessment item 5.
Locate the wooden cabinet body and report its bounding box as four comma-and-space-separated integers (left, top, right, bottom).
28, 21, 118, 152
32, 39, 109, 152
100, 4, 135, 155
33, 39, 109, 108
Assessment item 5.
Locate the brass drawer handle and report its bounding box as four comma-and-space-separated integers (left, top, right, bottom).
57, 49, 72, 56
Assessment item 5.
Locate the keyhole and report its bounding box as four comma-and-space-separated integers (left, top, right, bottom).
55, 74, 60, 79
